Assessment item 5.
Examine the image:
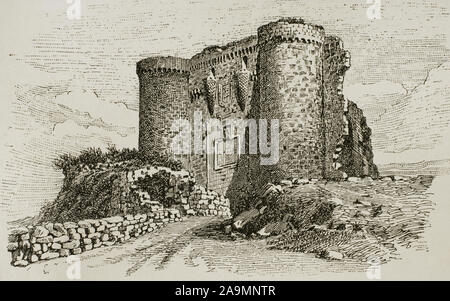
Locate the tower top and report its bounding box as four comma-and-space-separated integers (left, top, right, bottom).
136, 56, 190, 75
257, 18, 325, 46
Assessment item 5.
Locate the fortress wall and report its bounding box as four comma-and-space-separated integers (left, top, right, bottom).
137, 57, 191, 166
323, 36, 351, 179
256, 19, 326, 181
340, 101, 378, 178
188, 37, 259, 194
188, 96, 210, 188
136, 18, 379, 198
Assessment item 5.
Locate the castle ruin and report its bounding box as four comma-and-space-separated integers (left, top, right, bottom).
137, 18, 378, 196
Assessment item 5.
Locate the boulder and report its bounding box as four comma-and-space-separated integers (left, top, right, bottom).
224, 225, 232, 234
327, 251, 344, 260
32, 226, 49, 238
63, 222, 78, 229
10, 227, 29, 236
280, 180, 293, 186
51, 243, 62, 250
20, 233, 30, 241
7, 243, 19, 251
62, 240, 80, 249
36, 236, 53, 244
13, 260, 29, 267
77, 220, 91, 228
59, 249, 70, 257
104, 216, 123, 224
233, 208, 260, 229
54, 235, 70, 243
348, 177, 360, 183
30, 255, 39, 263
329, 197, 344, 206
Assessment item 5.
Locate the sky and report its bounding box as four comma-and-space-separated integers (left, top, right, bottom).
1, 0, 450, 219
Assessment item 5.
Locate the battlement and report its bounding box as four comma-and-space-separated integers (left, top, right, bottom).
257, 18, 325, 46
189, 36, 258, 71
136, 56, 190, 75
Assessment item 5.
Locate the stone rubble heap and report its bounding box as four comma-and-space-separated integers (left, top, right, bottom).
127, 166, 231, 218
127, 166, 194, 214
186, 185, 231, 217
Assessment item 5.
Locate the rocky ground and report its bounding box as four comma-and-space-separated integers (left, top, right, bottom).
230, 175, 434, 263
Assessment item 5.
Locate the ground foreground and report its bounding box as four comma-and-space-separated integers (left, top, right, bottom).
2, 174, 447, 281
261, 175, 434, 262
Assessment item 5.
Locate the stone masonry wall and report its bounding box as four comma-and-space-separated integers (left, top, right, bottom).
256, 19, 326, 181
137, 18, 378, 199
339, 101, 378, 178
188, 36, 258, 194
7, 164, 231, 267
137, 57, 191, 167
323, 36, 351, 180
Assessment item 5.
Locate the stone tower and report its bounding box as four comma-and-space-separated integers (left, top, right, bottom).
136, 57, 191, 163
256, 18, 326, 180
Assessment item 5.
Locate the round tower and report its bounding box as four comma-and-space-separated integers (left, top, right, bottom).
256, 18, 326, 180
137, 56, 191, 162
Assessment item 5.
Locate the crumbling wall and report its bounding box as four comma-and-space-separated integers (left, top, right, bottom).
338, 100, 379, 178
323, 36, 351, 180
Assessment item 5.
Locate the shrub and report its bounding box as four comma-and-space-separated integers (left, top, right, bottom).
53, 145, 183, 177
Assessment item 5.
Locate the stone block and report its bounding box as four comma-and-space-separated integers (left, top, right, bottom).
36, 236, 53, 244
62, 240, 80, 249
32, 226, 49, 238
41, 252, 59, 260
63, 222, 78, 229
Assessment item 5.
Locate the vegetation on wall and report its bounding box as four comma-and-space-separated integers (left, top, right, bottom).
36, 146, 183, 224
53, 145, 182, 177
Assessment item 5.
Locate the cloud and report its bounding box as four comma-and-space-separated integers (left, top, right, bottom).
53, 119, 137, 150
352, 62, 450, 164
53, 89, 138, 129
1, 59, 139, 220
345, 81, 407, 100
344, 81, 408, 127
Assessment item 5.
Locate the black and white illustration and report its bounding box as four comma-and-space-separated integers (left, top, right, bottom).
1, 0, 449, 281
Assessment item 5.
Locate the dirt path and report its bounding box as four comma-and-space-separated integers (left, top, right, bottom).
3, 215, 373, 280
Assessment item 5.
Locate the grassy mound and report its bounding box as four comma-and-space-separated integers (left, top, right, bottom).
37, 146, 182, 224
38, 168, 131, 223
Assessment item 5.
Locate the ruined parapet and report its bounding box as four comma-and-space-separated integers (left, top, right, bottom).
323, 36, 352, 179
256, 18, 326, 181
339, 100, 379, 179
137, 56, 191, 166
